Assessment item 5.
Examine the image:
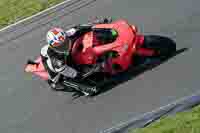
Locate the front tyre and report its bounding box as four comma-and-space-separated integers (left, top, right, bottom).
143, 35, 176, 58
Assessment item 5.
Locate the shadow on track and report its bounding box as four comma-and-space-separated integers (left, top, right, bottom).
67, 48, 189, 100
92, 47, 189, 97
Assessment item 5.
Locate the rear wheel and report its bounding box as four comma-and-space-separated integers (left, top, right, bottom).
143, 35, 176, 58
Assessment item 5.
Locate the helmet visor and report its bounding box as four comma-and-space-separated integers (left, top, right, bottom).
50, 38, 71, 55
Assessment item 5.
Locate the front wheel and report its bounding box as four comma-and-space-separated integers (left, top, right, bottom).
142, 35, 176, 58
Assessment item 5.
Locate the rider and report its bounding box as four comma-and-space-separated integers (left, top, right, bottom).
38, 17, 114, 92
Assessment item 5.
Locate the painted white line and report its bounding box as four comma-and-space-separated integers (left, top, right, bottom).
0, 0, 72, 32
100, 90, 200, 133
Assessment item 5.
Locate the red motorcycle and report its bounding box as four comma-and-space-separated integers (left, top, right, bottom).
25, 19, 176, 96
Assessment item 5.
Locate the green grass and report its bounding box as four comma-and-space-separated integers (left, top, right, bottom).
129, 105, 200, 133
0, 0, 65, 29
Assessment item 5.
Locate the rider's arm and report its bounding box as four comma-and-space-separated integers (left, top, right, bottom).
40, 45, 62, 83
46, 47, 81, 79
40, 45, 67, 74
40, 45, 52, 72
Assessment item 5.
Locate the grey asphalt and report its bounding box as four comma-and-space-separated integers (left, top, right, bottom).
0, 0, 200, 133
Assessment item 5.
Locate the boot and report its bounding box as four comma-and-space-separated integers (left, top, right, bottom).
48, 79, 64, 91
91, 16, 112, 24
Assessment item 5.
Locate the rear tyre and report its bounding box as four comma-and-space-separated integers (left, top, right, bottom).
143, 35, 176, 58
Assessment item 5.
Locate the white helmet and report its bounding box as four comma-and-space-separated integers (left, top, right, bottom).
46, 27, 72, 54
46, 27, 66, 47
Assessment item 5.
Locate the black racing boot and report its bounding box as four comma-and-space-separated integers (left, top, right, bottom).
62, 78, 98, 96
47, 79, 65, 91
91, 16, 112, 24
103, 17, 112, 23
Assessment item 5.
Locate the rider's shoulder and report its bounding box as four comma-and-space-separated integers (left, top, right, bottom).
40, 45, 49, 57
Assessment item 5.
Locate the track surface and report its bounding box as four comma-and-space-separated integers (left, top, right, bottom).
1, 0, 200, 132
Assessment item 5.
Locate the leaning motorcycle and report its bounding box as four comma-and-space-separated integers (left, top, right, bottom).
24, 19, 176, 96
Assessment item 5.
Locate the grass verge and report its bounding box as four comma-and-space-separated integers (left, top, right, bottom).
0, 0, 65, 29
129, 104, 200, 133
